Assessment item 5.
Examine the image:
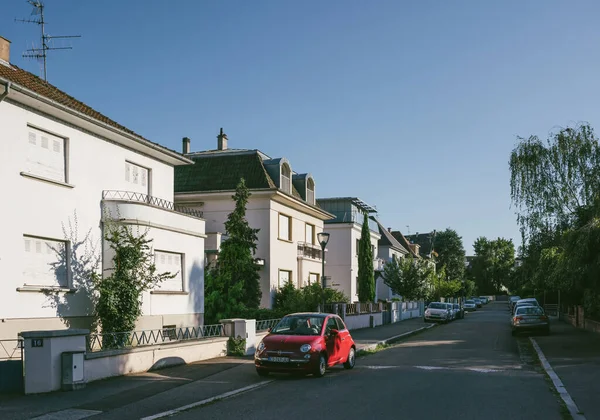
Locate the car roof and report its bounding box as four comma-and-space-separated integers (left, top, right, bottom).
517, 298, 537, 303
286, 312, 329, 318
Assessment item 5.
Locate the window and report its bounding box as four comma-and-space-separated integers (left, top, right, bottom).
154, 251, 184, 292
278, 213, 291, 241
281, 163, 291, 194
278, 269, 292, 288
308, 272, 319, 285
306, 178, 315, 204
24, 126, 67, 183
334, 316, 347, 331
125, 161, 150, 195
23, 235, 69, 288
356, 239, 360, 256
325, 317, 337, 335
372, 245, 376, 257
305, 223, 315, 244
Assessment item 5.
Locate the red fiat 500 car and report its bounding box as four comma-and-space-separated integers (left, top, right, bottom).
254, 312, 356, 377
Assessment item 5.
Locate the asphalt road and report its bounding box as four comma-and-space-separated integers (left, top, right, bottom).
168, 302, 564, 420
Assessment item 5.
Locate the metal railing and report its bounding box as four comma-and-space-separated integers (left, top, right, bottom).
256, 319, 281, 332
102, 190, 203, 218
297, 242, 323, 260
87, 324, 224, 353
0, 338, 23, 360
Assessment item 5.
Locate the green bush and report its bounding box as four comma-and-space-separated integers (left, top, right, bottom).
274, 282, 348, 314
227, 336, 246, 356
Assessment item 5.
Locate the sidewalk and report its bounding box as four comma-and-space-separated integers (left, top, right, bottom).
0, 318, 432, 420
533, 320, 600, 420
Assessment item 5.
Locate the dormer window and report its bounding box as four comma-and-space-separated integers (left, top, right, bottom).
306, 178, 315, 205
281, 163, 291, 194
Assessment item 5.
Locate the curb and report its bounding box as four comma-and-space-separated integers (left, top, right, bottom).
529, 337, 586, 420
357, 323, 437, 353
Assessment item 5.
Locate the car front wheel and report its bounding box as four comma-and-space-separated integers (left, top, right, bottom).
344, 347, 356, 369
256, 368, 269, 377
314, 354, 327, 377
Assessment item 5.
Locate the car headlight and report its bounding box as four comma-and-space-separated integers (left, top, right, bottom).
425, 310, 430, 315
300, 344, 312, 353
257, 341, 265, 352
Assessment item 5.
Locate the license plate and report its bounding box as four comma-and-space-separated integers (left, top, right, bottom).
268, 356, 290, 363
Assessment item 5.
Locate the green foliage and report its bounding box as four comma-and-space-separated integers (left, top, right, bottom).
432, 228, 466, 281
509, 124, 600, 312
382, 255, 430, 300
95, 219, 176, 345
471, 237, 515, 294
204, 179, 262, 324
227, 336, 246, 356
428, 266, 462, 300
273, 282, 348, 314
357, 212, 375, 302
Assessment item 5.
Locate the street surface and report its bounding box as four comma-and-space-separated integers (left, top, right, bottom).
167, 302, 564, 420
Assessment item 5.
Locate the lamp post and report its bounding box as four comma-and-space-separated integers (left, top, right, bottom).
317, 231, 330, 311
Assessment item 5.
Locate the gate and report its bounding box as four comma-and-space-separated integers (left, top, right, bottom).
0, 338, 24, 394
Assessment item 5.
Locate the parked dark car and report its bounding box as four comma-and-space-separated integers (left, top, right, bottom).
254, 313, 356, 377
453, 303, 465, 319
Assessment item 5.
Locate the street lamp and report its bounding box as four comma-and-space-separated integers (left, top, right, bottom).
317, 231, 330, 311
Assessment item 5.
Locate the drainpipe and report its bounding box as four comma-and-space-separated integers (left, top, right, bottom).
0, 80, 10, 102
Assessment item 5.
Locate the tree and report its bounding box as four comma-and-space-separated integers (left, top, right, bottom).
382, 255, 429, 300
204, 179, 262, 324
509, 123, 600, 312
95, 219, 176, 346
471, 237, 515, 294
357, 211, 375, 302
432, 228, 466, 281
428, 265, 462, 301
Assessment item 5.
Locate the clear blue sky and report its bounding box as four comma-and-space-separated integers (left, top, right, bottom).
4, 0, 600, 254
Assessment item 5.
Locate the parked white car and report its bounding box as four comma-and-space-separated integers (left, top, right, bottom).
464, 300, 477, 312
424, 302, 450, 323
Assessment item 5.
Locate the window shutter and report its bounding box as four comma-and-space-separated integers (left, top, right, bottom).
154, 251, 183, 291
23, 236, 68, 287
25, 127, 66, 183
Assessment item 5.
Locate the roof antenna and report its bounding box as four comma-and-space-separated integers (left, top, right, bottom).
406, 225, 410, 235
15, 1, 81, 82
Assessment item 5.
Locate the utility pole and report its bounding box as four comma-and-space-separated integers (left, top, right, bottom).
16, 0, 81, 82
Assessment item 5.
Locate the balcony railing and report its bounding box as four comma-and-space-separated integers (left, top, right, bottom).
297, 241, 323, 260
102, 190, 203, 218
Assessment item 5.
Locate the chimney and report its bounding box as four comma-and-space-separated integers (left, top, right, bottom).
388, 227, 392, 232
182, 137, 190, 154
217, 128, 228, 150
0, 36, 11, 63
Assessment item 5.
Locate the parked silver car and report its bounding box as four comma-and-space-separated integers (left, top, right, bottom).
464, 300, 477, 312
511, 305, 550, 336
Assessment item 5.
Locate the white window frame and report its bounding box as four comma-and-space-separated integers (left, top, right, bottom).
125, 160, 151, 196
22, 235, 70, 288
278, 213, 292, 241
278, 269, 292, 288
153, 250, 184, 292
305, 223, 315, 245
281, 163, 291, 194
308, 272, 319, 285
306, 178, 315, 205
23, 125, 69, 185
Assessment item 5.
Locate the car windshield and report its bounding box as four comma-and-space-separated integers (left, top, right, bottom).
517, 306, 544, 315
270, 315, 324, 336
428, 303, 446, 309
465, 300, 474, 304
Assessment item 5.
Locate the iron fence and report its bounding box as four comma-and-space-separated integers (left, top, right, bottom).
102, 190, 203, 218
87, 324, 224, 353
256, 319, 281, 332
0, 338, 23, 360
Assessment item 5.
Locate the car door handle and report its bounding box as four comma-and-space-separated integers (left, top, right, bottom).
341, 337, 346, 341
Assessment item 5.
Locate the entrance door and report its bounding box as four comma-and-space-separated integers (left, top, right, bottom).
0, 338, 24, 394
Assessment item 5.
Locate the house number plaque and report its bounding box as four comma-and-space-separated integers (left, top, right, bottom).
32, 339, 44, 347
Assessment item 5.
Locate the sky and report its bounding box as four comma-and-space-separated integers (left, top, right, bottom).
3, 0, 600, 254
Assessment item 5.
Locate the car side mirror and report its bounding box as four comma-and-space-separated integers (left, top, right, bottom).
267, 327, 272, 333
330, 329, 339, 336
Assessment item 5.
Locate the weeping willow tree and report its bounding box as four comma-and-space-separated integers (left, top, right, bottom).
509, 123, 600, 315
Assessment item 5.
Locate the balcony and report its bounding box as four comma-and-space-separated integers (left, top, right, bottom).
297, 242, 323, 260
102, 190, 203, 218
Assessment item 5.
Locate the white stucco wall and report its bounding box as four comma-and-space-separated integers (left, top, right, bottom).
0, 100, 205, 339
322, 223, 380, 303
376, 246, 406, 301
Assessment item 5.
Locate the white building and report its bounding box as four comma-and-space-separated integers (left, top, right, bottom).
369, 217, 410, 301
174, 130, 334, 309
0, 36, 206, 340
315, 198, 382, 303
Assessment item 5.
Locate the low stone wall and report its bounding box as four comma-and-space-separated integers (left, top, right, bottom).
584, 318, 600, 334
344, 312, 383, 330
85, 337, 229, 382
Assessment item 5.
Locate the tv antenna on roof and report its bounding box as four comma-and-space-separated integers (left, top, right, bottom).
15, 0, 81, 82
406, 225, 410, 235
